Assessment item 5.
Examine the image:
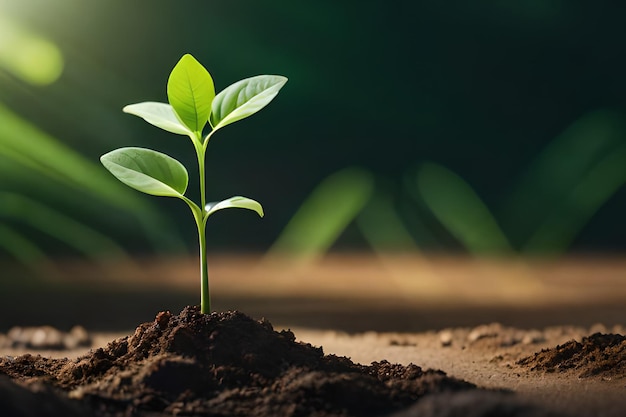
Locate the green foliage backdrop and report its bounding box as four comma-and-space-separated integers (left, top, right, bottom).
1, 0, 625, 261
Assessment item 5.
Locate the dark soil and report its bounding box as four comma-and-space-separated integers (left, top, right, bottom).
517, 333, 626, 379
0, 306, 486, 417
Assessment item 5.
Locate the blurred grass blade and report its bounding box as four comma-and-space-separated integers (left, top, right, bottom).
0, 102, 185, 251
401, 170, 447, 250
501, 110, 626, 247
0, 223, 49, 265
417, 162, 513, 255
356, 189, 418, 253
0, 192, 128, 261
0, 102, 141, 201
523, 144, 626, 254
269, 167, 373, 262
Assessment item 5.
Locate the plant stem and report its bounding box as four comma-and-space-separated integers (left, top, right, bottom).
198, 217, 210, 313
193, 134, 210, 313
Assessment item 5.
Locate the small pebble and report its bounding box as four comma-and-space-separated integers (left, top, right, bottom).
589, 323, 607, 334
612, 324, 625, 335
522, 330, 545, 345
467, 323, 502, 342
35, 326, 63, 349
64, 326, 91, 350
4, 325, 91, 350
439, 330, 453, 347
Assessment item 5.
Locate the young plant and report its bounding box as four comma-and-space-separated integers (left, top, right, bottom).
101, 54, 287, 314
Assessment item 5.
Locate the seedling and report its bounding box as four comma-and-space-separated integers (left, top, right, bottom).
101, 54, 287, 313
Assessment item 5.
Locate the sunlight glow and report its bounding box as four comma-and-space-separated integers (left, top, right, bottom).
0, 16, 64, 85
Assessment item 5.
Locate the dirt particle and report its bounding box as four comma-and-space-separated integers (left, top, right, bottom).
154, 310, 171, 329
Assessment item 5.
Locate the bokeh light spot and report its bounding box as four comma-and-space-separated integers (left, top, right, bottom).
0, 16, 64, 85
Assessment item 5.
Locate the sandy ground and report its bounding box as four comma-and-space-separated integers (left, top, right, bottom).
1, 254, 625, 416
292, 326, 626, 417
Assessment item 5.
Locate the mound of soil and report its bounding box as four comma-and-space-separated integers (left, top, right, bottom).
1, 306, 479, 417
391, 391, 564, 417
517, 333, 626, 379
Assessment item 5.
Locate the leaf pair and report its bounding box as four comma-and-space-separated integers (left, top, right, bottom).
122, 54, 287, 143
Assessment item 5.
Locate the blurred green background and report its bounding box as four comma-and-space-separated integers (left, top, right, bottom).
2, 0, 626, 266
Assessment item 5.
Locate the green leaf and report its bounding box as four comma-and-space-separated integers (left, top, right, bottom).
167, 54, 214, 133
210, 75, 287, 131
100, 147, 188, 198
123, 102, 193, 136
205, 196, 264, 218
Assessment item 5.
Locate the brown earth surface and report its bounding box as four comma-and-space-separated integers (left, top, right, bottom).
1, 254, 625, 416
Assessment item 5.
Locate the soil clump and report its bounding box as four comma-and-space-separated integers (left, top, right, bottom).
1, 306, 482, 417
517, 332, 626, 379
